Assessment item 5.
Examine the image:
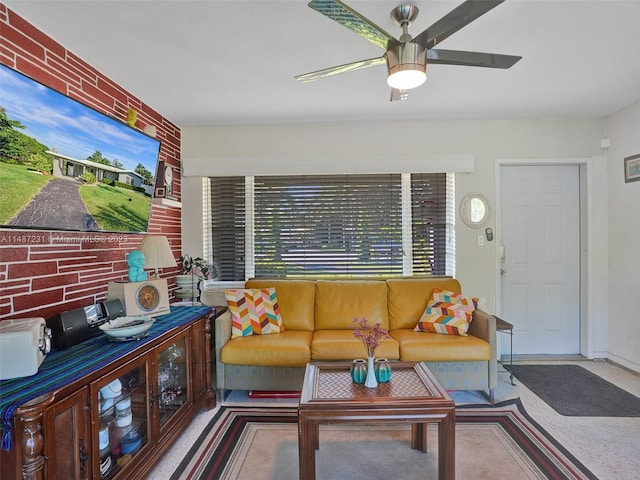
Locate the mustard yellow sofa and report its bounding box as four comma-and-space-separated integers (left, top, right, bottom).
213, 277, 498, 401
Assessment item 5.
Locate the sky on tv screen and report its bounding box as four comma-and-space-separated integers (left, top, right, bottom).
0, 64, 160, 175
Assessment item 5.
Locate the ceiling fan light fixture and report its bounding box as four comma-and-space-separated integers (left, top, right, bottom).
386, 43, 426, 90
387, 65, 426, 90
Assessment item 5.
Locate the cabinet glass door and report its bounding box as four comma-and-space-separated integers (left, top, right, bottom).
95, 359, 149, 479
157, 336, 189, 428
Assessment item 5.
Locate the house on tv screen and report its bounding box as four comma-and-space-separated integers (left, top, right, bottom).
48, 151, 153, 196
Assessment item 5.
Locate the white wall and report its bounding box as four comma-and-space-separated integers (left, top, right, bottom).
604, 101, 640, 372
181, 116, 639, 367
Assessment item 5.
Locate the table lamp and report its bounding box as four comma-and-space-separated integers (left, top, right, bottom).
139, 235, 176, 278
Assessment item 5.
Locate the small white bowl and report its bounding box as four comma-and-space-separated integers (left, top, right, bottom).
99, 316, 154, 340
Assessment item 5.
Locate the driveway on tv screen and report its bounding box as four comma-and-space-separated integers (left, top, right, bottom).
8, 177, 99, 231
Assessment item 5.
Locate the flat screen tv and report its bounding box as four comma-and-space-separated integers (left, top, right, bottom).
0, 63, 161, 234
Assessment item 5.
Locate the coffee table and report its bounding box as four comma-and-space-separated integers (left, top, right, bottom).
298, 361, 455, 480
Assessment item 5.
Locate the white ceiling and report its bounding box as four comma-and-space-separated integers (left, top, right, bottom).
5, 0, 640, 127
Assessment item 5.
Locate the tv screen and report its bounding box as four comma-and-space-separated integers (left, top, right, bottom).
0, 64, 161, 233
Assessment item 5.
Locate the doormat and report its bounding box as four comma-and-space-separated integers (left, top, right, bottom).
507, 364, 640, 417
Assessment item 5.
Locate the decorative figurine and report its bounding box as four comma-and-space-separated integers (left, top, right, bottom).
126, 108, 138, 127
127, 250, 148, 282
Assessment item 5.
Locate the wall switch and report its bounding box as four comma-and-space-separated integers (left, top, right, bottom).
477, 235, 485, 247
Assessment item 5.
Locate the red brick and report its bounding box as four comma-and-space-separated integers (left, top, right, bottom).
15, 57, 67, 93
66, 285, 107, 299
24, 300, 87, 321
8, 261, 57, 279
80, 269, 124, 283
68, 85, 113, 114
59, 262, 113, 273
0, 247, 28, 262
0, 49, 15, 66
93, 249, 128, 262
54, 254, 99, 265
0, 283, 30, 296
1, 20, 45, 60
13, 288, 64, 311
32, 273, 80, 291
8, 9, 65, 58
99, 77, 133, 106
66, 51, 101, 82
45, 56, 84, 89
30, 251, 95, 261
96, 77, 128, 105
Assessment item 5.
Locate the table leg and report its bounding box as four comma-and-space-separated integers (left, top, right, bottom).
438, 411, 456, 480
509, 330, 516, 385
410, 423, 428, 453
298, 416, 316, 480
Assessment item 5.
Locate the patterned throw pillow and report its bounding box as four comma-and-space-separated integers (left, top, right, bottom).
414, 288, 478, 336
225, 288, 285, 338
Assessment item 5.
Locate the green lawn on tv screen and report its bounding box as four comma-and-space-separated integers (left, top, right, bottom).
79, 183, 151, 232
0, 162, 51, 224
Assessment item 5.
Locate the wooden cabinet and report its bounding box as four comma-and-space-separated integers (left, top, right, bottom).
0, 307, 216, 480
44, 388, 91, 479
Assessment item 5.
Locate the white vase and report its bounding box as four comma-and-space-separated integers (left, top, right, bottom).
364, 355, 378, 388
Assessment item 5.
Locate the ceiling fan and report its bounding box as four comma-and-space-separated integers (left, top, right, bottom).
295, 0, 522, 101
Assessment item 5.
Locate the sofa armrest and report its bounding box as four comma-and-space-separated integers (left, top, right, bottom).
214, 310, 232, 389
468, 308, 498, 389
468, 309, 495, 343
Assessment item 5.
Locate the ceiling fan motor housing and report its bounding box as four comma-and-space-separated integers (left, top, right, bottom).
386, 42, 427, 89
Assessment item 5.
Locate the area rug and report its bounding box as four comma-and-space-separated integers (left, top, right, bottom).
169, 399, 596, 480
507, 364, 640, 417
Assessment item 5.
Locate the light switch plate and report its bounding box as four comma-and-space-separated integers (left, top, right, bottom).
477, 235, 485, 247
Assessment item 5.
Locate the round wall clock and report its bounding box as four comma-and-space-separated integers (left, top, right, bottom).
136, 283, 161, 312
164, 164, 173, 185
163, 164, 174, 195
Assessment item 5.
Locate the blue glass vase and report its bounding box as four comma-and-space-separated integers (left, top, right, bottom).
350, 359, 367, 384
375, 358, 392, 383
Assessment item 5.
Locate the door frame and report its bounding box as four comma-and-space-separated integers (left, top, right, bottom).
494, 156, 608, 359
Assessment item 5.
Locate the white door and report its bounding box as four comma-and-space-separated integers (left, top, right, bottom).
500, 165, 580, 354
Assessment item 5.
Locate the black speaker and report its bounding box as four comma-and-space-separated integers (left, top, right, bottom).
102, 299, 125, 320
46, 300, 124, 350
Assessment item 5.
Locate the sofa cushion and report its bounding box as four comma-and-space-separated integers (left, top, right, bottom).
220, 331, 313, 367
314, 280, 389, 330
387, 277, 462, 330
311, 330, 400, 361
225, 288, 284, 337
414, 289, 478, 336
390, 329, 491, 362
246, 279, 316, 331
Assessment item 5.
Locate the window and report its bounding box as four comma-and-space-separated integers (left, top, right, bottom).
209, 173, 454, 280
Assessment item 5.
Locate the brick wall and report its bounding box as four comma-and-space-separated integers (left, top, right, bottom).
0, 4, 182, 320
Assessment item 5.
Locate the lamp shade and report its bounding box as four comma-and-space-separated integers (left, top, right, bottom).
139, 235, 175, 276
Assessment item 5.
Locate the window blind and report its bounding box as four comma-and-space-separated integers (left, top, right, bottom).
210, 177, 246, 281
208, 172, 452, 280
410, 173, 454, 276
253, 175, 403, 277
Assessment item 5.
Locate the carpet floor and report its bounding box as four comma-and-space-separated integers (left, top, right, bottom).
169, 399, 596, 480
507, 364, 640, 417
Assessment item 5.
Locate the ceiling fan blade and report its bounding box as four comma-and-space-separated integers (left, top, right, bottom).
390, 88, 410, 102
427, 49, 521, 68
308, 0, 399, 51
413, 0, 505, 49
295, 56, 386, 83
